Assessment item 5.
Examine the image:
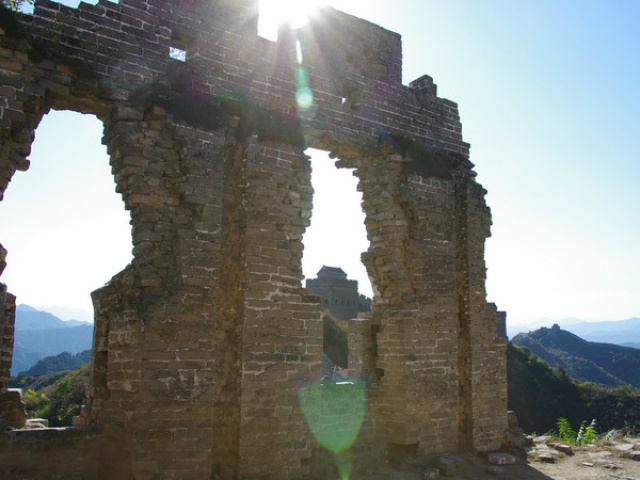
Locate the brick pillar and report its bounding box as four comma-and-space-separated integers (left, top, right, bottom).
357, 153, 458, 455
0, 244, 24, 429
461, 176, 508, 451
354, 149, 504, 458
213, 135, 322, 479
453, 171, 474, 452
0, 244, 11, 391
348, 313, 375, 382
86, 106, 224, 479
0, 286, 17, 393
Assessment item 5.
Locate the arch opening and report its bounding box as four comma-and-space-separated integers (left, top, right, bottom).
302, 148, 372, 377
0, 110, 132, 425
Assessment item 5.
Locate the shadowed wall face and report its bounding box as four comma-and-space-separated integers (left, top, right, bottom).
0, 1, 507, 478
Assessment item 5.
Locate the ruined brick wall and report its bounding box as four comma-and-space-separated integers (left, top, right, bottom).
0, 244, 12, 394
0, 0, 507, 478
0, 243, 23, 430
0, 428, 101, 478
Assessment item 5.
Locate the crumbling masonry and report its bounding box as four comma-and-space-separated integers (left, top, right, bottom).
0, 1, 507, 478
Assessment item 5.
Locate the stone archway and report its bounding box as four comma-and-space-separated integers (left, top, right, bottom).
0, 2, 507, 478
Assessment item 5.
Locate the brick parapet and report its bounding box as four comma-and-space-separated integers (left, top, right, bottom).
0, 426, 101, 478
6, 1, 469, 157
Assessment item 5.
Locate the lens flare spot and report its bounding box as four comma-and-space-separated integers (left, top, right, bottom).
295, 67, 314, 110
296, 88, 314, 110
299, 381, 366, 479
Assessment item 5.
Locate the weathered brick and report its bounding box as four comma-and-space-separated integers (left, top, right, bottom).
0, 1, 505, 479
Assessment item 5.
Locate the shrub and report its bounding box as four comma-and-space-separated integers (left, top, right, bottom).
556, 417, 576, 443
554, 417, 598, 446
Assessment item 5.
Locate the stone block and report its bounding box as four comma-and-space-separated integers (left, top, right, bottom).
26, 417, 49, 428
628, 451, 640, 461
438, 456, 464, 477
0, 389, 26, 428
487, 452, 516, 465
423, 467, 440, 479
538, 453, 555, 463
549, 443, 573, 455
614, 443, 636, 452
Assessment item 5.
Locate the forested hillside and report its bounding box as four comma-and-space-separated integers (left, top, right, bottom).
508, 343, 640, 434
512, 324, 640, 388
18, 350, 91, 376
10, 364, 90, 427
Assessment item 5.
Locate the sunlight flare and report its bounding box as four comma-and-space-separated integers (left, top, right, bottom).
259, 0, 323, 40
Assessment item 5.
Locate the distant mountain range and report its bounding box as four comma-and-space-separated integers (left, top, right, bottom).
560, 318, 640, 349
512, 324, 640, 389
15, 305, 84, 330
34, 305, 93, 323
508, 317, 640, 349
11, 305, 93, 376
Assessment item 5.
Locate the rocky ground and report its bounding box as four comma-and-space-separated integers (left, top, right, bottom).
507, 434, 640, 480
339, 433, 640, 480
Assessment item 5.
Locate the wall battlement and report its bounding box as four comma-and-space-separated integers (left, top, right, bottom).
0, 1, 506, 478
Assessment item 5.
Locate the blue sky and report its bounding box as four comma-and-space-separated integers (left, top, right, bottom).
335, 0, 640, 324
0, 0, 638, 325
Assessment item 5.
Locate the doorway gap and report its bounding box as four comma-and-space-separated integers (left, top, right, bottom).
0, 110, 132, 425
302, 148, 372, 377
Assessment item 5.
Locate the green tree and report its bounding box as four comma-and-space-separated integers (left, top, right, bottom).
21, 364, 90, 426
23, 388, 50, 416
55, 377, 72, 397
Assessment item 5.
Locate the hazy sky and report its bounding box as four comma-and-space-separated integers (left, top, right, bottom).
0, 0, 638, 325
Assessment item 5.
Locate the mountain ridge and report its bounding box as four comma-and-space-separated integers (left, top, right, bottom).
11, 305, 93, 375
19, 350, 92, 377
507, 342, 640, 434
512, 324, 640, 389
562, 317, 640, 345
15, 304, 70, 330
508, 317, 640, 344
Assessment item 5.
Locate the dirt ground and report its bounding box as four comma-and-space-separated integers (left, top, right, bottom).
345, 435, 640, 480
503, 436, 640, 480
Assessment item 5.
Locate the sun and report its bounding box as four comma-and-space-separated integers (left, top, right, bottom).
258, 0, 323, 40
